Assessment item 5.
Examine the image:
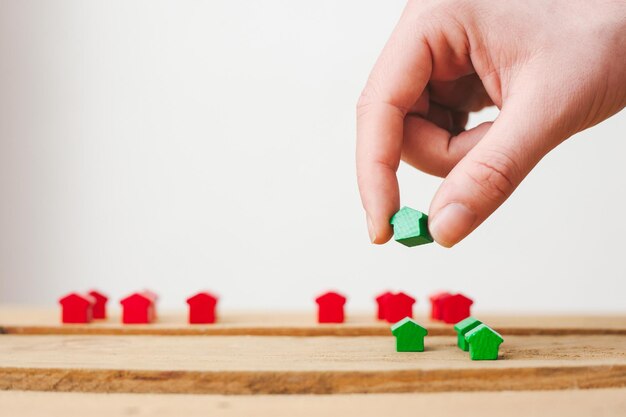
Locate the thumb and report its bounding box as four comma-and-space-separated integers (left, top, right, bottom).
427, 96, 559, 247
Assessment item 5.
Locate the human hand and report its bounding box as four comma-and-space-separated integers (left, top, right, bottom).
356, 0, 626, 247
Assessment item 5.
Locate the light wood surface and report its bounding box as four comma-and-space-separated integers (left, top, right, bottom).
1, 389, 626, 417
1, 334, 626, 394
1, 306, 625, 336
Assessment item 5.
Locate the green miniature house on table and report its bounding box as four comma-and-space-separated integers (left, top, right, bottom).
390, 317, 428, 352
390, 207, 433, 247
464, 323, 504, 360
453, 317, 482, 351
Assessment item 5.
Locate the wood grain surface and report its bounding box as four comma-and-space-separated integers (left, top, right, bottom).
2, 389, 626, 417
2, 307, 625, 336
1, 334, 626, 394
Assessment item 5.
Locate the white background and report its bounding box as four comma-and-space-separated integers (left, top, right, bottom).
0, 0, 624, 314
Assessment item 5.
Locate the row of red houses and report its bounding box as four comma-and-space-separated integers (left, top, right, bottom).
60, 289, 472, 326
315, 291, 473, 324
59, 290, 218, 324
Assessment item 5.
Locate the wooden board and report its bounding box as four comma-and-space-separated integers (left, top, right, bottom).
2, 307, 625, 336
2, 389, 626, 417
1, 334, 626, 394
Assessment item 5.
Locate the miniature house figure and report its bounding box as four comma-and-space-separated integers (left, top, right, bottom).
120, 292, 156, 324
429, 291, 452, 320
315, 291, 347, 323
465, 324, 504, 360
375, 291, 393, 321
59, 293, 95, 324
390, 206, 433, 247
186, 291, 219, 324
385, 292, 416, 323
391, 317, 428, 352
440, 293, 474, 324
87, 289, 108, 320
142, 289, 159, 320
453, 317, 482, 351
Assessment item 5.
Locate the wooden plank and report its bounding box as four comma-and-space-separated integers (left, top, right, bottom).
1, 334, 626, 394
1, 307, 625, 336
1, 389, 626, 417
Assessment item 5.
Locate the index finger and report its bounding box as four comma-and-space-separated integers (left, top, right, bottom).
356, 11, 433, 243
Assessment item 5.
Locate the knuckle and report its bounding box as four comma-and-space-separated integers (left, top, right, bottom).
466, 149, 520, 202
357, 73, 411, 119
356, 78, 386, 116
356, 91, 374, 118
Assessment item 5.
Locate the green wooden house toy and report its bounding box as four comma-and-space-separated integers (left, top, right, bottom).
390, 207, 433, 247
390, 317, 428, 352
464, 324, 504, 360
453, 317, 482, 351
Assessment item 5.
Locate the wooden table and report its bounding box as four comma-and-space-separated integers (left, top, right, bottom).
1, 389, 625, 417
1, 307, 625, 416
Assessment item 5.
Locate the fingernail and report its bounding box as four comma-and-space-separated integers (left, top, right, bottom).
429, 203, 476, 248
366, 215, 377, 243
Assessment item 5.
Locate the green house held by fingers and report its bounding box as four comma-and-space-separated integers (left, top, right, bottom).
390, 207, 433, 247
390, 317, 428, 352
453, 317, 482, 351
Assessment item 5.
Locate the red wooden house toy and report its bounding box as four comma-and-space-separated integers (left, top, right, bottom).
429, 291, 452, 320
87, 289, 108, 319
375, 291, 393, 321
440, 293, 474, 324
120, 291, 157, 324
59, 292, 95, 324
315, 291, 347, 323
143, 289, 159, 319
186, 292, 219, 324
385, 292, 416, 324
